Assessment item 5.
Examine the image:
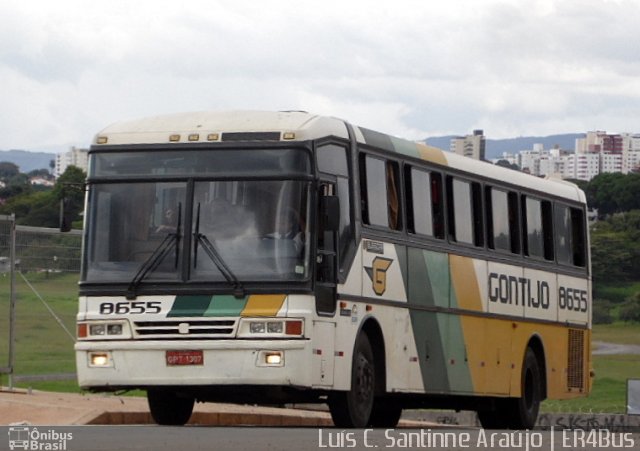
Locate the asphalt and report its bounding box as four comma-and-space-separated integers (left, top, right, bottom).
0, 388, 433, 427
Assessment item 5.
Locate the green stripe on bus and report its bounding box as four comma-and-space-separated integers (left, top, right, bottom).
406, 248, 474, 393
407, 247, 450, 392
167, 295, 212, 317
203, 295, 248, 317
390, 136, 421, 158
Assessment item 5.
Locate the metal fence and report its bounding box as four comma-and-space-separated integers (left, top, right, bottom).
0, 215, 82, 388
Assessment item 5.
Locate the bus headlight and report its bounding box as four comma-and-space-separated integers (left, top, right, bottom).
239, 319, 304, 338
88, 352, 114, 367
256, 350, 284, 367
78, 321, 131, 340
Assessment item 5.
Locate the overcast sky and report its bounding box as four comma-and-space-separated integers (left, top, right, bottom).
1, 0, 639, 152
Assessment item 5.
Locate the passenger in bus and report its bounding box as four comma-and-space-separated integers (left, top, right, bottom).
155, 207, 178, 233
266, 208, 305, 254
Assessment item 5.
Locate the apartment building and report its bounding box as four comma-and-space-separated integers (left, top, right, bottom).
55, 146, 89, 178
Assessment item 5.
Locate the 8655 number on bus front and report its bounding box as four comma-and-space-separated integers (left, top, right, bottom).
99, 301, 162, 315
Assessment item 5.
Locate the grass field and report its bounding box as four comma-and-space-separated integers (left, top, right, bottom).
0, 271, 78, 391
1, 272, 639, 413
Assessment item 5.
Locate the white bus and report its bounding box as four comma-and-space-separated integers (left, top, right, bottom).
75, 111, 591, 428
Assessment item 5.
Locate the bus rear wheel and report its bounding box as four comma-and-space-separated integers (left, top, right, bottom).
147, 390, 195, 426
508, 348, 542, 429
329, 333, 375, 428
477, 348, 542, 430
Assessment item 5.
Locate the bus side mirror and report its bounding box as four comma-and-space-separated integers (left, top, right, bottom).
320, 196, 340, 232
59, 198, 73, 232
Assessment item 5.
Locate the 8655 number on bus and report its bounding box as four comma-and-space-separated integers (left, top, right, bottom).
558, 287, 588, 313
99, 301, 162, 315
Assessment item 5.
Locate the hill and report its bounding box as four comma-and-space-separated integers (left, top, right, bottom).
425, 133, 585, 160
0, 149, 56, 173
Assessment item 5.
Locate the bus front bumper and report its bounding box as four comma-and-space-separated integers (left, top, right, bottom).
75, 339, 311, 389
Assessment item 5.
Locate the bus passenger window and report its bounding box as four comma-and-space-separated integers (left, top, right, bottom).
360, 155, 401, 231
523, 197, 554, 261
447, 177, 467, 243
362, 156, 388, 227
571, 208, 586, 267
555, 204, 586, 267
447, 177, 482, 246
488, 188, 511, 252
386, 161, 401, 230
431, 173, 444, 239
407, 167, 433, 236
554, 204, 572, 265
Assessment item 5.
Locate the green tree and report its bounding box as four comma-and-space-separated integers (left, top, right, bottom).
54, 166, 86, 229
592, 299, 614, 324
590, 210, 640, 284
0, 166, 86, 229
0, 161, 20, 179
619, 292, 640, 322
585, 172, 640, 216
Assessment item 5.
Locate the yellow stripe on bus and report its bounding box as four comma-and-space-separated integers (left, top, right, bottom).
417, 144, 449, 166
449, 255, 486, 394
241, 294, 286, 317
449, 255, 483, 312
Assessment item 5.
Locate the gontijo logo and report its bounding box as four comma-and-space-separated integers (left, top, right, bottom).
8, 427, 73, 450
364, 257, 394, 296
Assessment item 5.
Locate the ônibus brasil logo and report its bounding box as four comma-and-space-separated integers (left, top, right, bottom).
8, 427, 72, 450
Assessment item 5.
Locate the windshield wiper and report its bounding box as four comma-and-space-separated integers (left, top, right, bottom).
126, 203, 182, 300
193, 203, 245, 298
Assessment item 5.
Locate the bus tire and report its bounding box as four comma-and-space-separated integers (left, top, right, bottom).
477, 403, 508, 429
147, 390, 194, 426
328, 333, 375, 428
507, 348, 542, 429
369, 399, 402, 428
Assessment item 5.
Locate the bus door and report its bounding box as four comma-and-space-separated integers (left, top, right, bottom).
315, 183, 339, 315
313, 184, 340, 386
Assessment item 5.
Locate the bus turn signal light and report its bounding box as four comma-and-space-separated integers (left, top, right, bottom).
285, 320, 302, 335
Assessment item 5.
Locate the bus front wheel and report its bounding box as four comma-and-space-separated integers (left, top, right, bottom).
147, 390, 195, 426
328, 333, 375, 428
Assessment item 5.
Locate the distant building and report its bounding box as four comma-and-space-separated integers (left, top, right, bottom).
55, 147, 88, 178
450, 130, 486, 160
621, 133, 640, 173
29, 177, 55, 187
509, 131, 640, 181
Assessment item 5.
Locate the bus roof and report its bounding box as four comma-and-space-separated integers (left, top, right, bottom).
94, 110, 585, 204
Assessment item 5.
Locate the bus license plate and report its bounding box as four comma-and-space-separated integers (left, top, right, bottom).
166, 350, 204, 366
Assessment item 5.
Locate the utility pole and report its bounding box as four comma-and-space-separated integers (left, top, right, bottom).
8, 213, 16, 390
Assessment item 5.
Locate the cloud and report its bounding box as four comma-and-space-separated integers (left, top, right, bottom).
1, 0, 640, 150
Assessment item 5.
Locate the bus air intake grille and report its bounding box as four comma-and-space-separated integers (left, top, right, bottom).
567, 329, 585, 390
133, 319, 237, 339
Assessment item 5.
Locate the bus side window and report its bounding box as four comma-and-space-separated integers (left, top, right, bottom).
486, 187, 520, 253
446, 176, 483, 246
554, 204, 572, 265
571, 208, 586, 267
360, 155, 402, 231
555, 204, 586, 267
406, 167, 433, 236
431, 173, 444, 239
386, 161, 401, 231
523, 196, 554, 261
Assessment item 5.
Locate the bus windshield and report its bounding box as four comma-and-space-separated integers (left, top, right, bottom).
83, 179, 311, 284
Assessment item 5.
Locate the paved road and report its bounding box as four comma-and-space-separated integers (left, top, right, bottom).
593, 341, 640, 355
